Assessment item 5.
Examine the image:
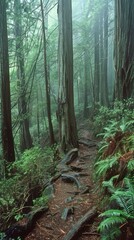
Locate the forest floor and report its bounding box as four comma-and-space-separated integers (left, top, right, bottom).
25, 127, 100, 240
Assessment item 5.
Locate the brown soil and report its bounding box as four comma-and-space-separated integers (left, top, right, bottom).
25, 129, 100, 240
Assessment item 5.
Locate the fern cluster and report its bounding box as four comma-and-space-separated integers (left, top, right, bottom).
94, 104, 134, 240
93, 99, 134, 135
98, 178, 134, 240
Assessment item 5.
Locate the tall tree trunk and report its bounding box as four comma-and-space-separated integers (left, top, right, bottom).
83, 51, 89, 118
100, 0, 109, 106
0, 1, 15, 162
114, 0, 134, 100
94, 14, 100, 103
58, 0, 78, 151
14, 0, 33, 152
40, 0, 55, 145
99, 7, 104, 105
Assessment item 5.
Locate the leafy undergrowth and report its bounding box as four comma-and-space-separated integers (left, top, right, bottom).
0, 145, 60, 232
94, 100, 134, 240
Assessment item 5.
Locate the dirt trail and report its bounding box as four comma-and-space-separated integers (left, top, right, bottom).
25, 130, 100, 240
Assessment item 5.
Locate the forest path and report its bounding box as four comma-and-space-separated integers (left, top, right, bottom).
25, 128, 100, 240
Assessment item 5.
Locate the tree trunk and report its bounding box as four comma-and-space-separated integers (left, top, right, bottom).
100, 0, 109, 106
94, 14, 100, 103
103, 0, 109, 106
83, 51, 89, 118
0, 1, 15, 162
58, 0, 78, 151
40, 0, 55, 145
114, 0, 134, 100
14, 0, 33, 152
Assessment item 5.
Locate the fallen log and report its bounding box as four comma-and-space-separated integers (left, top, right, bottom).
63, 206, 97, 240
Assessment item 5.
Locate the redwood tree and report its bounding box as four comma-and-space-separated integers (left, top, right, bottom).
114, 0, 134, 99
0, 0, 15, 162
58, 0, 78, 151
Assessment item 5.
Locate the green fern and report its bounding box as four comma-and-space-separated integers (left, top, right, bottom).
98, 215, 126, 232
111, 178, 134, 216
100, 227, 121, 240
98, 177, 134, 239
99, 209, 132, 219
102, 175, 119, 193
95, 156, 118, 178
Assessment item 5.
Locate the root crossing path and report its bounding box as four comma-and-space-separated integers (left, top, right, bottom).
26, 130, 100, 240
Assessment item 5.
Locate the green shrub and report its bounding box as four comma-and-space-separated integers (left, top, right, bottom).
93, 99, 134, 135
0, 146, 59, 230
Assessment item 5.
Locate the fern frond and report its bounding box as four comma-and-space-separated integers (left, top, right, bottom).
110, 178, 134, 216
95, 156, 117, 178
99, 209, 132, 219
127, 160, 134, 172
98, 216, 126, 232
102, 175, 119, 193
101, 227, 121, 240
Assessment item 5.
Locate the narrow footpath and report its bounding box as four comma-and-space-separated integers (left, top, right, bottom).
25, 129, 100, 240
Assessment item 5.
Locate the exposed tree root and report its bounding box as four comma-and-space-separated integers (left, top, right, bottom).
63, 206, 97, 240
79, 139, 97, 148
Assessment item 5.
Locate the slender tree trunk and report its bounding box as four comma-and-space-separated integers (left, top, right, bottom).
83, 51, 89, 118
94, 14, 100, 103
36, 88, 40, 140
100, 1, 109, 106
14, 0, 33, 152
0, 1, 15, 162
40, 0, 55, 145
99, 8, 104, 105
58, 0, 78, 151
103, 0, 109, 106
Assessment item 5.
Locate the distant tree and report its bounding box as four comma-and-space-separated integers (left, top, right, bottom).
58, 0, 78, 151
114, 0, 134, 99
40, 0, 55, 145
94, 11, 100, 103
0, 0, 15, 162
100, 0, 109, 106
14, 0, 33, 152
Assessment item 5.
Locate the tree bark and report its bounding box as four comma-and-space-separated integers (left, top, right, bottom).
0, 0, 15, 162
100, 1, 109, 106
58, 0, 78, 151
94, 14, 100, 103
114, 0, 134, 100
40, 0, 55, 145
14, 0, 33, 152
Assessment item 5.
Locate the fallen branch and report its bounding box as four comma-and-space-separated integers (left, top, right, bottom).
63, 206, 97, 240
